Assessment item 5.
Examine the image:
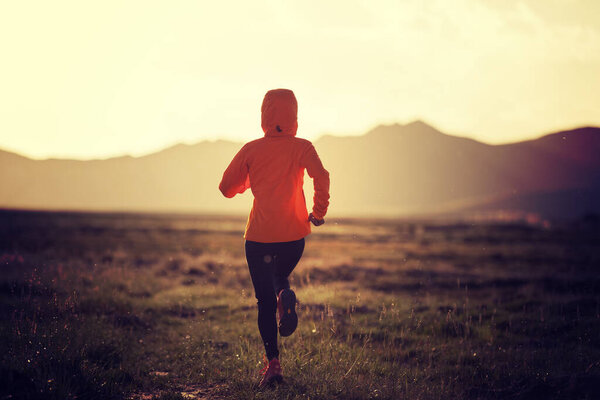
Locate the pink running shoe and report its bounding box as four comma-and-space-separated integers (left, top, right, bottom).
259, 356, 282, 387
277, 288, 298, 337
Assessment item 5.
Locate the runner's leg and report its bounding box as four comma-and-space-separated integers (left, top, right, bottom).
245, 241, 279, 360
273, 238, 305, 294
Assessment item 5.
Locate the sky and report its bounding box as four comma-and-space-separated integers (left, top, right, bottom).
1, 0, 599, 160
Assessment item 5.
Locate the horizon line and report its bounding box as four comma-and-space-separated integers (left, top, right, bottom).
1, 120, 597, 162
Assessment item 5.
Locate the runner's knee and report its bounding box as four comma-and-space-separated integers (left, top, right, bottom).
257, 294, 277, 312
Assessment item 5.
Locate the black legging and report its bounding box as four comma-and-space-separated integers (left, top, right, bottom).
245, 238, 305, 360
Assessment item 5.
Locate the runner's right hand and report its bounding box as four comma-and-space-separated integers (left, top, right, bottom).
308, 213, 325, 226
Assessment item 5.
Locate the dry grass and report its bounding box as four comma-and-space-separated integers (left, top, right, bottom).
1, 209, 599, 399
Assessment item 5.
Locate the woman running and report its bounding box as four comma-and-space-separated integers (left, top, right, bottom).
219, 88, 330, 387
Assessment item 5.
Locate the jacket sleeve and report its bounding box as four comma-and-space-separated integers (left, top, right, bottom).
301, 144, 330, 220
219, 146, 250, 198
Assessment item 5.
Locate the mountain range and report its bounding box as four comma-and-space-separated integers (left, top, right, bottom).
2, 121, 599, 220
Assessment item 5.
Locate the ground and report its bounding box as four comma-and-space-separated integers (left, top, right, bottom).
1, 210, 599, 399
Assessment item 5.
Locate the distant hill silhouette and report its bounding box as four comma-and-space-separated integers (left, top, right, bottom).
1, 121, 599, 220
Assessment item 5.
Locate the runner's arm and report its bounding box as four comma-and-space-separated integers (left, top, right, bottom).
219, 147, 250, 198
302, 144, 330, 220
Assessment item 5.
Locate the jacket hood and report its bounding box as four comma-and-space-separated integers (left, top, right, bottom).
261, 89, 298, 137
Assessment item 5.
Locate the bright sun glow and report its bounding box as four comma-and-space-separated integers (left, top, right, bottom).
1, 0, 599, 159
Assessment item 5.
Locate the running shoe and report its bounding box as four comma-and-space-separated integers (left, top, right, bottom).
259, 356, 282, 387
277, 288, 298, 337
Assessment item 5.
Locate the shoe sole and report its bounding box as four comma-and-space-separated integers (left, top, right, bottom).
278, 289, 297, 337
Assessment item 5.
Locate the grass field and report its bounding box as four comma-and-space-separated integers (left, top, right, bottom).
1, 209, 599, 399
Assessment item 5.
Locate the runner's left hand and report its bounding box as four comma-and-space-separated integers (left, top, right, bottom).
308, 213, 325, 226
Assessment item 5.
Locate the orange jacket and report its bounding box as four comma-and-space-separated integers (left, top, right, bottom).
219, 89, 330, 243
